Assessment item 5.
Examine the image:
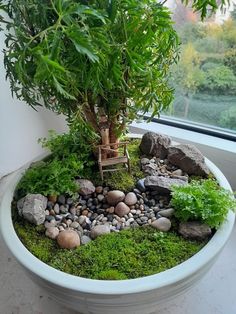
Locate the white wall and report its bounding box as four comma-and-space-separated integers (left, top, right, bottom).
0, 29, 67, 178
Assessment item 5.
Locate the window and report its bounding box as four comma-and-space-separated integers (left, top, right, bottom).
163, 0, 236, 136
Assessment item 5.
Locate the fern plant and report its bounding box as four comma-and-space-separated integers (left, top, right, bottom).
171, 179, 236, 229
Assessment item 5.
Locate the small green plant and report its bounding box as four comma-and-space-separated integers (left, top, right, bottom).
171, 179, 236, 229
17, 154, 83, 197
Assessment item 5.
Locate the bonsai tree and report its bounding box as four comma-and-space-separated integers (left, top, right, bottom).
0, 0, 226, 146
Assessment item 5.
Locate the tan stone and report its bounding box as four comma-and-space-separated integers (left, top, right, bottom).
57, 229, 80, 249
115, 202, 130, 217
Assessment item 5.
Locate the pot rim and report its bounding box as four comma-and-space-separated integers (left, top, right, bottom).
0, 157, 235, 295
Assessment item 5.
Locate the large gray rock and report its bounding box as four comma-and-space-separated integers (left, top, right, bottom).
17, 194, 47, 225
106, 190, 125, 206
144, 176, 187, 194
178, 221, 212, 241
140, 132, 171, 158
168, 144, 209, 177
76, 179, 95, 196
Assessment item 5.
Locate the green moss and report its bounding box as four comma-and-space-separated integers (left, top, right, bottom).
14, 222, 57, 263
96, 270, 128, 280
14, 220, 205, 280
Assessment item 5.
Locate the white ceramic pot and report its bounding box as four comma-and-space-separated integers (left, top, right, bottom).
0, 158, 235, 314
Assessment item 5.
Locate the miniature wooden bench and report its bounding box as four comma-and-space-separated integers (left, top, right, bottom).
97, 142, 131, 180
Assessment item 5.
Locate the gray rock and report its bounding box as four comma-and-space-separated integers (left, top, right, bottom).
81, 235, 92, 245
124, 192, 137, 206
54, 203, 60, 214
140, 158, 150, 165
59, 205, 68, 214
145, 176, 187, 194
45, 227, 59, 239
44, 220, 57, 228
106, 190, 125, 206
95, 186, 103, 194
76, 179, 95, 196
151, 217, 171, 232
115, 202, 130, 217
57, 195, 66, 205
167, 144, 209, 177
17, 194, 47, 225
140, 132, 171, 158
70, 221, 80, 229
158, 208, 175, 218
178, 221, 212, 241
136, 178, 146, 192
97, 194, 105, 202
90, 224, 110, 239
171, 169, 183, 176
78, 215, 87, 225
57, 229, 80, 249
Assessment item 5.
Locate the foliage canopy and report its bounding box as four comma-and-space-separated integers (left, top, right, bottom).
0, 0, 229, 139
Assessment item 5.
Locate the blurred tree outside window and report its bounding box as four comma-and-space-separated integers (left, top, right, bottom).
164, 0, 236, 133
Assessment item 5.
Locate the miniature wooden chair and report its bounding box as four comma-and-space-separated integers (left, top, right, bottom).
97, 142, 131, 180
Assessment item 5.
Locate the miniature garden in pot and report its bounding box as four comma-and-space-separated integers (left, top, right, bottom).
0, 1, 235, 313
1, 131, 235, 314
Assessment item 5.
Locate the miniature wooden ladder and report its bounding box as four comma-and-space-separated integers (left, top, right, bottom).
97, 142, 131, 181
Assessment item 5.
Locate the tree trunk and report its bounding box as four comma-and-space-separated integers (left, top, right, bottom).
184, 95, 190, 119
100, 128, 110, 159
109, 120, 119, 157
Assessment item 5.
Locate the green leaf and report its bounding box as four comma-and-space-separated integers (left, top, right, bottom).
52, 76, 76, 100
41, 55, 66, 72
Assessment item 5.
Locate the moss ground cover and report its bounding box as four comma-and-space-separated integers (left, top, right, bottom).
14, 222, 205, 280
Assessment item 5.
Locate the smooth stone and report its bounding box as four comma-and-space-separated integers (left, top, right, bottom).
66, 198, 74, 205
70, 221, 80, 229
90, 225, 110, 239
115, 202, 130, 217
158, 208, 175, 218
106, 190, 125, 206
106, 207, 115, 214
136, 179, 146, 192
44, 220, 57, 228
78, 215, 87, 225
47, 201, 54, 210
151, 217, 171, 232
81, 235, 92, 245
54, 203, 60, 214
95, 186, 103, 194
57, 195, 66, 205
45, 215, 55, 222
172, 169, 183, 176
69, 206, 77, 215
97, 194, 105, 202
57, 229, 80, 249
45, 227, 59, 239
59, 205, 68, 214
124, 192, 137, 206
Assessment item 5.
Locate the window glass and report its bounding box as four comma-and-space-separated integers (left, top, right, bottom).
164, 0, 236, 134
